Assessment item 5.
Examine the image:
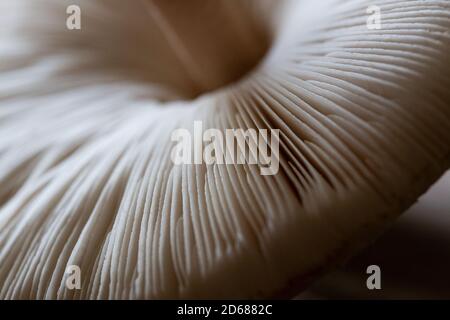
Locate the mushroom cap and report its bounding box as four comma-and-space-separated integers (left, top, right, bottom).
0, 0, 449, 299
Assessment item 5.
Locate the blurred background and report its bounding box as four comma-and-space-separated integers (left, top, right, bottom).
298, 171, 450, 299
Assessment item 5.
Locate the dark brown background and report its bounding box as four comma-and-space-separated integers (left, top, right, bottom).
298, 171, 450, 299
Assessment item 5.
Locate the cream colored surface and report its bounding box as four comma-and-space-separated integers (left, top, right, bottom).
301, 172, 450, 299
0, 0, 449, 299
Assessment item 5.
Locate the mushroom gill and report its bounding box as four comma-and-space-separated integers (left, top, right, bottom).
0, 0, 449, 299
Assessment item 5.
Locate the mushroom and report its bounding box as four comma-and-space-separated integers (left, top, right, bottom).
0, 0, 449, 299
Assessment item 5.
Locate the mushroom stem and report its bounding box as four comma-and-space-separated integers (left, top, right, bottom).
142, 0, 269, 98
142, 0, 207, 95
